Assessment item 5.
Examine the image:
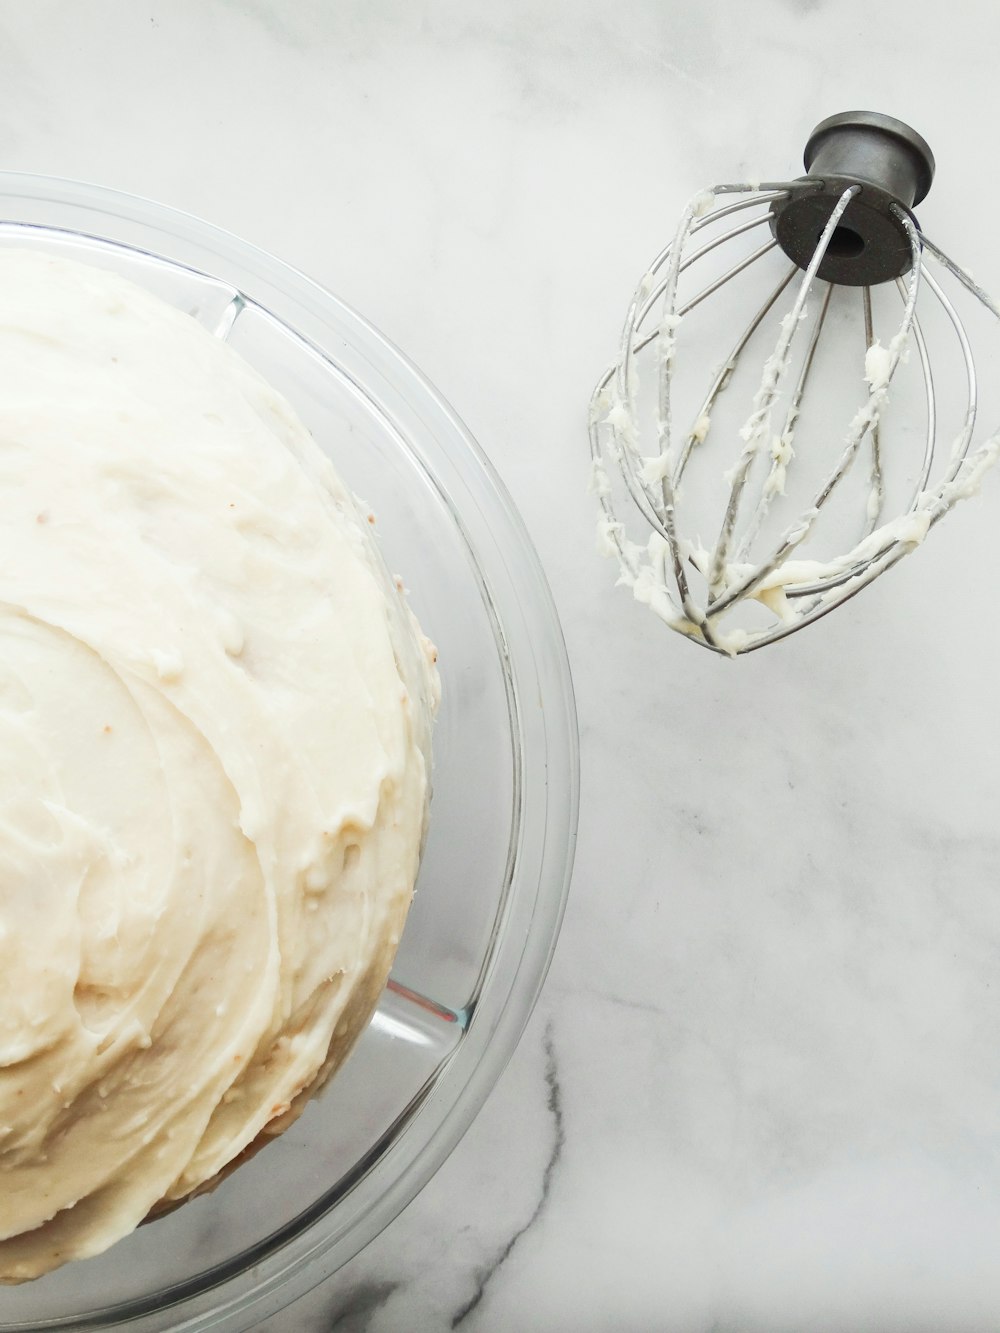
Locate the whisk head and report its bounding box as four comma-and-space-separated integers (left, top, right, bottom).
590, 111, 1000, 656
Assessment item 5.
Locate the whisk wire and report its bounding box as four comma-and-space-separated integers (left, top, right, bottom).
861, 285, 886, 535
892, 277, 937, 511
705, 185, 862, 603
635, 213, 779, 340
671, 266, 800, 489
705, 207, 924, 620
916, 260, 978, 477
736, 280, 835, 562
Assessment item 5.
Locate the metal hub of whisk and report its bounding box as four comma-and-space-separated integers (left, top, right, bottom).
590, 111, 1000, 656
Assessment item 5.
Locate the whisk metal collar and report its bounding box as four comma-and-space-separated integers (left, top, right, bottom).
769, 111, 936, 287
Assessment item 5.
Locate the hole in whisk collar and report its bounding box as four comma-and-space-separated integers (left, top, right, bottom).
823, 225, 865, 259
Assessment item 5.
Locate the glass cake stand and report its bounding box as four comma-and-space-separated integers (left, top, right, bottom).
0, 173, 578, 1332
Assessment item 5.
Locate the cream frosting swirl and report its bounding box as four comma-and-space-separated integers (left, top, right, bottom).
0, 250, 437, 1281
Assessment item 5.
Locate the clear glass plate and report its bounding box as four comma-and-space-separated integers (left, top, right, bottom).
0, 173, 578, 1332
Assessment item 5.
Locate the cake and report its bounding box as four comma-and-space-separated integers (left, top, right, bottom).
0, 250, 438, 1281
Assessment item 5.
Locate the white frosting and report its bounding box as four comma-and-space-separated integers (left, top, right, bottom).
691, 413, 712, 444
864, 339, 894, 391
0, 251, 437, 1280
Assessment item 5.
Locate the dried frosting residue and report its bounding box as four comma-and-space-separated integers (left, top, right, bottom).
0, 250, 438, 1281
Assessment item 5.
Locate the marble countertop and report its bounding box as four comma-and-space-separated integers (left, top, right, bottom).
4, 1, 1000, 1328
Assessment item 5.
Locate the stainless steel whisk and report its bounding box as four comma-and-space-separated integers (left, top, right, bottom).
589, 111, 1000, 655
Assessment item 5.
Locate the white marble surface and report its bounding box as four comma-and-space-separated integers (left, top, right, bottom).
4, 1, 1000, 1328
